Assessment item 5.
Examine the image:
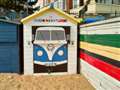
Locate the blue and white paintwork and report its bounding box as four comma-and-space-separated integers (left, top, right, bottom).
33, 27, 68, 66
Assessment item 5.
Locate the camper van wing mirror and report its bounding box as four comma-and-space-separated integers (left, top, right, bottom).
31, 40, 34, 44
67, 40, 70, 44
67, 41, 74, 45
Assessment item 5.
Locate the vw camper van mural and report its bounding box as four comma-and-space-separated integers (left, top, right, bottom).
33, 27, 68, 73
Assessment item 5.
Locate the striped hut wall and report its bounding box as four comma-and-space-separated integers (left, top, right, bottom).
80, 19, 120, 89
80, 42, 120, 63
80, 59, 120, 90
80, 50, 120, 80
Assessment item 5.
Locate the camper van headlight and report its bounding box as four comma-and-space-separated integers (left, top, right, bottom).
58, 50, 64, 56
37, 50, 43, 56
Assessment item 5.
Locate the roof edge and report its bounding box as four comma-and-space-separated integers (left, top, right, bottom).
21, 6, 81, 24
21, 7, 50, 23
0, 19, 20, 24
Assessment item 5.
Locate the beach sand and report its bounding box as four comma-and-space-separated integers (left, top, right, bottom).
0, 74, 95, 90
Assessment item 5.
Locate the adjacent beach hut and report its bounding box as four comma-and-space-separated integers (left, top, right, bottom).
80, 17, 120, 89
0, 19, 21, 73
21, 5, 80, 74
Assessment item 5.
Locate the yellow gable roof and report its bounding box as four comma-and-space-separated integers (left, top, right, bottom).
21, 6, 81, 24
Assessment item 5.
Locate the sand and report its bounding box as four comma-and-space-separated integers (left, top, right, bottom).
0, 74, 95, 90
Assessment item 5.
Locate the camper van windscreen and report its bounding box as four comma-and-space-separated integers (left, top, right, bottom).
36, 30, 50, 40
51, 31, 65, 40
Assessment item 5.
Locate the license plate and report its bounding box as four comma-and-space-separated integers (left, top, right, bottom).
45, 63, 56, 66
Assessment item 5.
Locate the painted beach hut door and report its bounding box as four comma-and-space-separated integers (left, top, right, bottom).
21, 5, 79, 74
33, 27, 68, 73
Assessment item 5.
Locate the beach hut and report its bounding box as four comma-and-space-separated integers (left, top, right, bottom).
21, 5, 80, 74
0, 19, 21, 73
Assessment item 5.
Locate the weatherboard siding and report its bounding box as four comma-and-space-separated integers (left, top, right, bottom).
0, 20, 20, 73
80, 50, 120, 80
80, 34, 120, 48
24, 25, 33, 74
68, 26, 77, 74
80, 59, 120, 90
80, 42, 120, 62
80, 18, 120, 90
